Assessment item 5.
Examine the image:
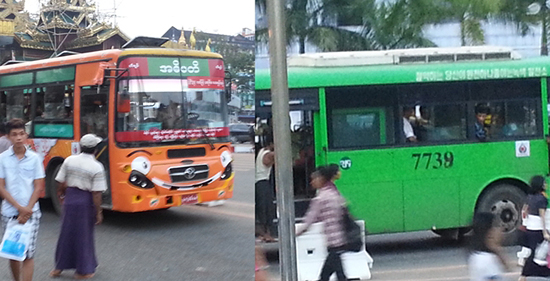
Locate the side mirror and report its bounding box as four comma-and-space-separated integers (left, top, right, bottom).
117, 90, 131, 113
224, 70, 232, 102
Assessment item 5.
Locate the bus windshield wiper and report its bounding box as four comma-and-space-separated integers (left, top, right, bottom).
199, 127, 215, 151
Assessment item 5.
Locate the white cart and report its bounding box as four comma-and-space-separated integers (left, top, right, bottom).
295, 221, 373, 281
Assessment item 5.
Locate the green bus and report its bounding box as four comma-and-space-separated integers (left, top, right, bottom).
255, 47, 550, 244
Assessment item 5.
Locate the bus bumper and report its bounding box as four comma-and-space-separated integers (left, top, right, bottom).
111, 174, 234, 212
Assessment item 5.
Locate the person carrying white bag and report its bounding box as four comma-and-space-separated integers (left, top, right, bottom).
0, 119, 45, 281
519, 175, 550, 280
0, 218, 32, 261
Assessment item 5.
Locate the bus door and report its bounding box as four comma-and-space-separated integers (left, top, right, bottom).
256, 89, 319, 221
321, 85, 405, 234
397, 83, 466, 232
79, 84, 111, 206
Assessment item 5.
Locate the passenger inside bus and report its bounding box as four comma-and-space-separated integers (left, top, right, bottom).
403, 106, 417, 142
411, 106, 431, 142
475, 104, 490, 141
157, 101, 181, 129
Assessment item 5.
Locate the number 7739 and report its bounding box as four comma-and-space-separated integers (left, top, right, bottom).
411, 152, 454, 170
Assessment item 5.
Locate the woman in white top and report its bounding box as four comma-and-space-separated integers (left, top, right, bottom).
468, 212, 510, 281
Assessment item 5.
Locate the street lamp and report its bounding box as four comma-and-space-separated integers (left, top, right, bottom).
528, 1, 550, 55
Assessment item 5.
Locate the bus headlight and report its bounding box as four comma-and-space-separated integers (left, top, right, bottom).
128, 170, 154, 189
220, 162, 232, 180
131, 156, 151, 175
220, 151, 232, 168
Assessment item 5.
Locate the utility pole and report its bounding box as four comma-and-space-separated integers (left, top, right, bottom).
113, 0, 117, 27
266, 0, 298, 280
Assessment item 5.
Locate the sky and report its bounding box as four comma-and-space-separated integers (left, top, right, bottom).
24, 0, 255, 39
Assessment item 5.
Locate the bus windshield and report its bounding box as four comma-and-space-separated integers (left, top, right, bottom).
116, 79, 228, 145
115, 56, 229, 146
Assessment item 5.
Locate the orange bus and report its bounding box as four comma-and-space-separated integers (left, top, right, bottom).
0, 47, 235, 213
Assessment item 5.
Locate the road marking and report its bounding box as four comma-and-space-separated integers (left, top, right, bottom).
180, 205, 254, 219
374, 264, 466, 274
225, 201, 254, 208
374, 271, 520, 281
373, 265, 520, 281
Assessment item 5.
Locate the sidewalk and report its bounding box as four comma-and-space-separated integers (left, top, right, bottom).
233, 143, 254, 153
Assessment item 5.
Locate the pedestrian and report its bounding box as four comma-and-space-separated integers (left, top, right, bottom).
517, 182, 535, 267
0, 118, 45, 281
0, 122, 12, 153
519, 175, 550, 280
255, 242, 270, 281
255, 135, 276, 242
296, 164, 348, 281
0, 121, 11, 206
468, 212, 510, 281
49, 134, 107, 279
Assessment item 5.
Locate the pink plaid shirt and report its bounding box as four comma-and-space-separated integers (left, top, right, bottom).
297, 182, 346, 248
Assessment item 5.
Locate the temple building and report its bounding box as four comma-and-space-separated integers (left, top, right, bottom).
162, 26, 254, 55
0, 0, 129, 64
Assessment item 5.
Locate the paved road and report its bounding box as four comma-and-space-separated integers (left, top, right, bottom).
0, 153, 255, 281
263, 231, 528, 281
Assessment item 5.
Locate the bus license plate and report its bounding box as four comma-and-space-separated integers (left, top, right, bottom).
181, 194, 199, 205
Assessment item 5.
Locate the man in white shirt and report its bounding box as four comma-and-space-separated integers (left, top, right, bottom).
403, 107, 417, 143
49, 134, 107, 279
0, 118, 45, 281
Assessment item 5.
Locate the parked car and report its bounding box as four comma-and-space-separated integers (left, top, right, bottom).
229, 123, 253, 143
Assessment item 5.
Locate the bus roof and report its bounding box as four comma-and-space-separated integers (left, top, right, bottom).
0, 48, 222, 74
256, 53, 550, 90
287, 46, 521, 67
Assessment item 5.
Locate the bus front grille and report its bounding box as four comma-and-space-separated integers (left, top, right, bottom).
169, 164, 209, 183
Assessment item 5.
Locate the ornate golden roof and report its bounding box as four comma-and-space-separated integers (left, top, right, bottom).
13, 0, 129, 51
0, 0, 30, 36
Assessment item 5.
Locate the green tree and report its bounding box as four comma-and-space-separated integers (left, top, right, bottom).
256, 0, 437, 53
427, 0, 504, 46
498, 0, 547, 55
256, 0, 371, 53
358, 0, 437, 50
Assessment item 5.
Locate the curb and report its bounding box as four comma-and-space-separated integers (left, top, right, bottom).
233, 146, 254, 153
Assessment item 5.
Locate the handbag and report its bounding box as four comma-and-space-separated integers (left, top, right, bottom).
342, 207, 363, 252
0, 218, 32, 261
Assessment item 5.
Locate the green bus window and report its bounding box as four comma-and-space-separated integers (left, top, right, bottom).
470, 79, 541, 140
481, 101, 539, 139
411, 104, 467, 142
326, 85, 397, 149
400, 82, 468, 143
331, 108, 386, 148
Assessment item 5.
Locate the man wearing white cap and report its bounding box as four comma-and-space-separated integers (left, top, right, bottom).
49, 134, 107, 280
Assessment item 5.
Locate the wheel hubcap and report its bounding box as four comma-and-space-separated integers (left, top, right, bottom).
491, 200, 518, 232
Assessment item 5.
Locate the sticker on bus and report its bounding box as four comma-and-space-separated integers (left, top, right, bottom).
182, 194, 199, 205
516, 141, 530, 157
150, 198, 159, 207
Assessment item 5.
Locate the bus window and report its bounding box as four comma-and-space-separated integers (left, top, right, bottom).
6, 88, 31, 124
470, 79, 541, 140
38, 85, 74, 119
479, 101, 539, 139
401, 82, 468, 143
326, 85, 397, 149
411, 104, 467, 142
0, 91, 6, 122
81, 86, 108, 138
29, 85, 74, 138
